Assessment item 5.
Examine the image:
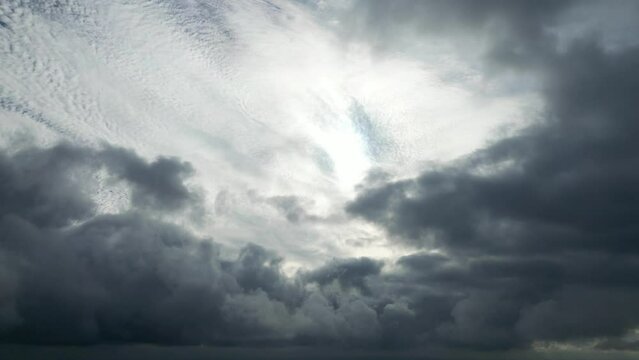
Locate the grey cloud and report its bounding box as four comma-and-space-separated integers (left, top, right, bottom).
304, 257, 383, 295
346, 0, 568, 38
348, 41, 639, 256
1, 214, 229, 345
99, 146, 197, 211
338, 0, 572, 69
516, 286, 639, 341
0, 144, 96, 227
346, 3, 639, 349
266, 195, 341, 224
268, 195, 316, 223
0, 143, 198, 228
1, 140, 638, 356
436, 291, 522, 350
3, 1, 639, 356
596, 337, 639, 351
224, 243, 305, 307
0, 143, 400, 348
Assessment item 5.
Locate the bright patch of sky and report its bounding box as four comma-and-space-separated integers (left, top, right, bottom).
0, 0, 537, 268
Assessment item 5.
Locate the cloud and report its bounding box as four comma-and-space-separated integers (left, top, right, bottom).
0, 143, 198, 228
0, 143, 219, 344
0, 144, 96, 227
0, 143, 393, 347
2, 1, 639, 358
99, 146, 197, 211
267, 195, 319, 223
304, 257, 383, 295
336, 0, 571, 68
345, 0, 639, 350
1, 137, 638, 355
348, 40, 639, 255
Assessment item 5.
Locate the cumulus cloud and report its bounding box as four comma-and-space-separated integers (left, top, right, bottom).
0, 143, 392, 348
2, 0, 639, 359
304, 257, 383, 295
1, 135, 638, 355
335, 0, 571, 70
346, 0, 639, 350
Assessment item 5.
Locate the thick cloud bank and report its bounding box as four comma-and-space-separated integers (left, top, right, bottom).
2, 131, 639, 355
0, 143, 392, 346
347, 0, 639, 352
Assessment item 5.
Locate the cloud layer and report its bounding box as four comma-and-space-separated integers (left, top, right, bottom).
2, 0, 639, 359
345, 0, 639, 352
0, 143, 396, 347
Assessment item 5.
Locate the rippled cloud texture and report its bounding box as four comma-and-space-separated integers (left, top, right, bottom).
2, 1, 639, 359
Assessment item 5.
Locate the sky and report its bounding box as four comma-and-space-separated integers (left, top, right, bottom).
1, 0, 639, 359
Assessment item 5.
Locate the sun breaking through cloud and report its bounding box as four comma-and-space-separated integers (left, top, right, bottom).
2, 1, 639, 359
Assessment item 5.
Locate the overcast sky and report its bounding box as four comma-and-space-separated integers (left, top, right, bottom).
1, 1, 639, 359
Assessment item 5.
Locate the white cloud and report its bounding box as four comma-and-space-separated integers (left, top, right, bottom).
0, 0, 536, 268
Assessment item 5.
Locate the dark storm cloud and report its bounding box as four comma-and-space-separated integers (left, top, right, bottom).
596, 337, 639, 351
99, 146, 197, 211
0, 143, 197, 228
346, 0, 639, 350
0, 144, 96, 227
1, 214, 225, 344
304, 257, 383, 294
389, 251, 639, 347
223, 243, 305, 307
0, 143, 393, 348
1, 138, 637, 355
339, 0, 572, 69
346, 0, 569, 39
0, 143, 220, 344
348, 40, 639, 256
